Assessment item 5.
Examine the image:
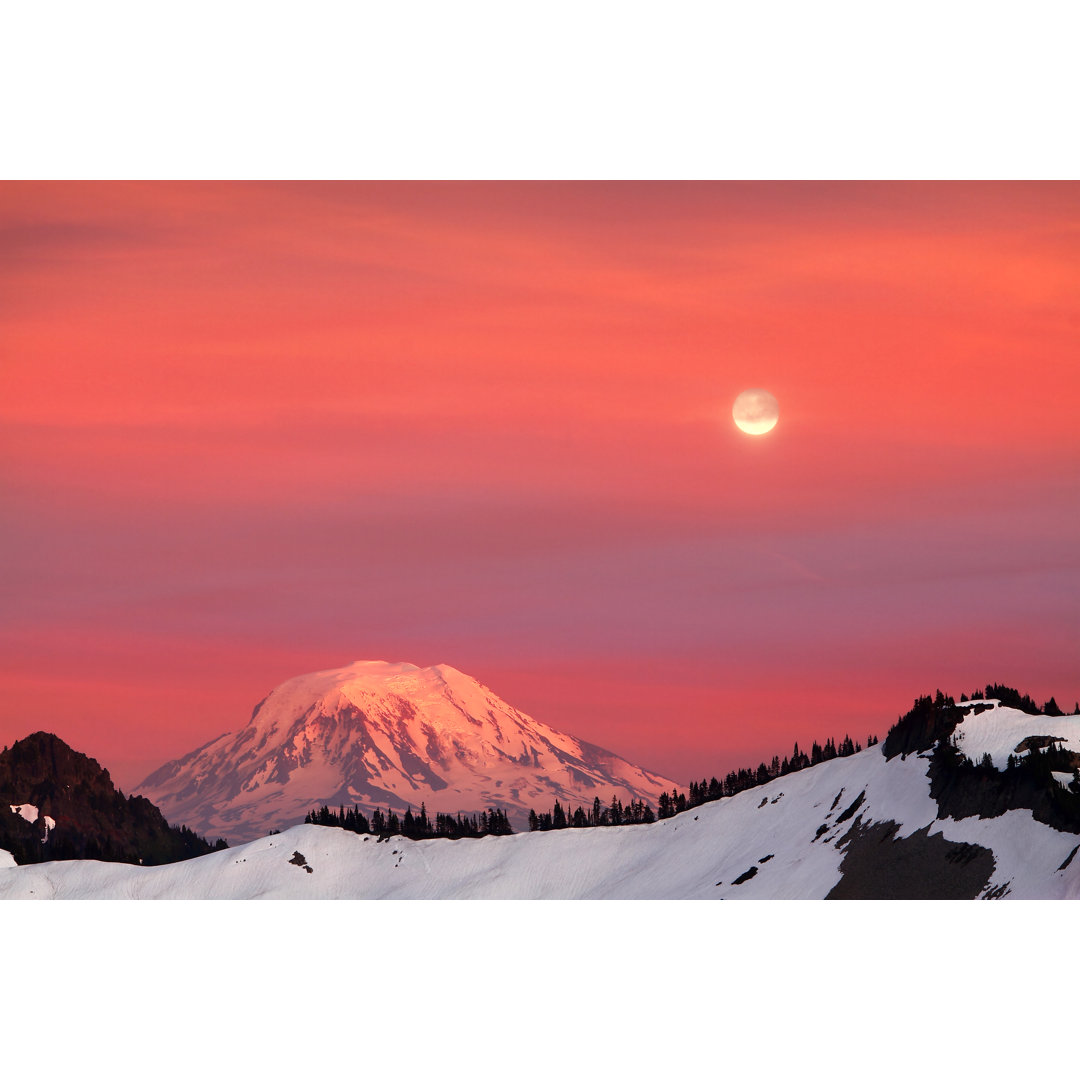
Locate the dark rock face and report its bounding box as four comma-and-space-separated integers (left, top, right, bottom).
1011, 736, 1080, 769
826, 818, 996, 900
834, 790, 866, 825
0, 732, 224, 866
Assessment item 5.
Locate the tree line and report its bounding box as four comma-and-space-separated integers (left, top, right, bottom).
656, 732, 872, 817
303, 802, 513, 839
528, 795, 655, 831
959, 684, 1079, 717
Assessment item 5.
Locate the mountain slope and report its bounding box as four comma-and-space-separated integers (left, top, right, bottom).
0, 732, 225, 866
135, 661, 677, 842
8, 698, 1079, 898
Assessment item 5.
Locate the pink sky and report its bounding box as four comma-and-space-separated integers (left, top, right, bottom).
2, 181, 1078, 790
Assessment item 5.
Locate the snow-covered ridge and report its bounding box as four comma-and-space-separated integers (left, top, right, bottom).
6, 702, 1077, 899
136, 660, 677, 843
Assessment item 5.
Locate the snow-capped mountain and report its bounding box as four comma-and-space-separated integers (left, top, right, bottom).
5, 695, 1078, 899
134, 661, 677, 843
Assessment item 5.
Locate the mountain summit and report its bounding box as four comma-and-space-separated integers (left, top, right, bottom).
135, 661, 677, 843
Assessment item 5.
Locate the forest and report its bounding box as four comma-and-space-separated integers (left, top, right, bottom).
303, 802, 513, 839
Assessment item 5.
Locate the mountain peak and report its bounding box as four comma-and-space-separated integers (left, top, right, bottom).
0, 731, 223, 865
137, 661, 676, 843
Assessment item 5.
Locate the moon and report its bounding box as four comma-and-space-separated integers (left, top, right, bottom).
732, 388, 779, 435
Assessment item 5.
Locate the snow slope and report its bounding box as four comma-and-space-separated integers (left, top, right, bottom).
134, 661, 677, 843
950, 699, 1080, 768
5, 703, 1078, 899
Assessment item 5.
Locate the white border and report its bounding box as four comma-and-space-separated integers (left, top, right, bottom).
1, 2, 1077, 178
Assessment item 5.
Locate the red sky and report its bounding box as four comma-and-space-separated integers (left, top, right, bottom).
2, 181, 1078, 791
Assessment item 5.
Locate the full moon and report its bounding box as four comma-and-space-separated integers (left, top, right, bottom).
732, 388, 779, 435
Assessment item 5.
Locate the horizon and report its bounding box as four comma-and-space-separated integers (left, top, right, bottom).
2, 181, 1078, 791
